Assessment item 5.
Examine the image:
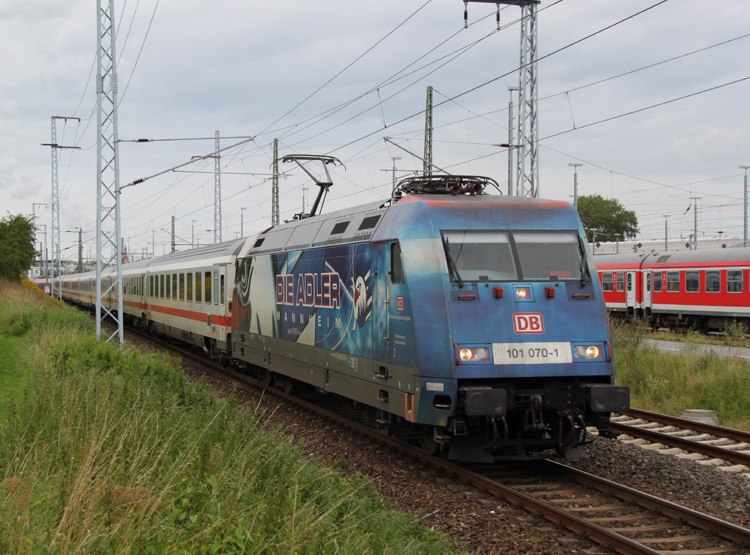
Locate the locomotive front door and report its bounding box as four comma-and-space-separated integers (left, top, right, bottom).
626, 271, 637, 312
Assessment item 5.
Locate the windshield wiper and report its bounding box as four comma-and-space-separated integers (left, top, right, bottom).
442, 236, 464, 288
577, 236, 592, 286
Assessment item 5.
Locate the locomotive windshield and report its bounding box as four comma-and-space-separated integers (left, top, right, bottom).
442, 230, 586, 283
442, 231, 517, 282
513, 232, 584, 281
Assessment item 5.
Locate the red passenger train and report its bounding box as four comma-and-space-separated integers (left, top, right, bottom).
593, 249, 749, 332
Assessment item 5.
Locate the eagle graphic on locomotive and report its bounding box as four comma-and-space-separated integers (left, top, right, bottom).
62, 165, 629, 463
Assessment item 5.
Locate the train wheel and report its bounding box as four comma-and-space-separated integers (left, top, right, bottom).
418, 426, 441, 456
281, 378, 294, 395
258, 368, 273, 387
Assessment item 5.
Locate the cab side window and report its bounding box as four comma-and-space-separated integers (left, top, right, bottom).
391, 243, 405, 284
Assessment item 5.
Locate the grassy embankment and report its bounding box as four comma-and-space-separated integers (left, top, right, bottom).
612, 320, 750, 431
0, 279, 454, 554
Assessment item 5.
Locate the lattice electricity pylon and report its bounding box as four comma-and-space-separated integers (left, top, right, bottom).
423, 86, 433, 177
42, 116, 80, 299
515, 1, 539, 198
463, 0, 539, 197
272, 139, 280, 227
214, 131, 222, 243
96, 0, 123, 345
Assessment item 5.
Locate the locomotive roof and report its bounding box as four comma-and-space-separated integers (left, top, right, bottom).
240, 192, 578, 258
241, 199, 388, 257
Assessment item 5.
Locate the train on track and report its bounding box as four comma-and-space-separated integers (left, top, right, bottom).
61, 172, 628, 462
594, 249, 750, 332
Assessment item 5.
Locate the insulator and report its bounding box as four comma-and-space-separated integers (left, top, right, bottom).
450, 183, 462, 195
463, 1, 468, 28
496, 6, 500, 30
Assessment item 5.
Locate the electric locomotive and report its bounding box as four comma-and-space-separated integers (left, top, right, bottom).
232, 175, 629, 462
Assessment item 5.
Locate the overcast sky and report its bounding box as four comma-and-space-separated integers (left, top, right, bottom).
2, 0, 749, 261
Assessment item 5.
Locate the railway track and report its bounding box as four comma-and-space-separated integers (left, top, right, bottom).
130, 329, 750, 555
612, 409, 750, 472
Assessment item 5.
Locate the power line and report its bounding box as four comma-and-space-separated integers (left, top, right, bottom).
541, 74, 750, 142
315, 0, 668, 156
119, 0, 160, 105
257, 0, 435, 137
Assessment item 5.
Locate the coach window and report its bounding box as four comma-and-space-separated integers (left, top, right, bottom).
187, 273, 193, 302
391, 243, 405, 284
653, 272, 662, 292
666, 271, 680, 292
196, 272, 202, 303
705, 271, 720, 293
172, 274, 178, 301
686, 271, 699, 292
159, 274, 164, 299
179, 273, 185, 301
220, 274, 225, 305
727, 270, 743, 293
167, 273, 172, 299
627, 273, 632, 291
601, 273, 613, 292
205, 271, 212, 304
616, 272, 624, 292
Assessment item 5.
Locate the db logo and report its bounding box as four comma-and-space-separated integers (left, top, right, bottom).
396, 296, 404, 312
513, 313, 544, 334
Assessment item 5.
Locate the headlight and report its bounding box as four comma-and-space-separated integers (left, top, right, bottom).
459, 347, 490, 363
515, 286, 531, 300
574, 345, 604, 360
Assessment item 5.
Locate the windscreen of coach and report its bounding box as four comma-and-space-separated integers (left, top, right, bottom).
513, 232, 584, 281
443, 230, 517, 281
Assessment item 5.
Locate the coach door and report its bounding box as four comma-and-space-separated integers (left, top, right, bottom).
218, 265, 228, 334
626, 271, 637, 312
642, 270, 652, 312
374, 243, 391, 378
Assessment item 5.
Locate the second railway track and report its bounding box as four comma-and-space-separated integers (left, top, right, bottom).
612, 409, 750, 472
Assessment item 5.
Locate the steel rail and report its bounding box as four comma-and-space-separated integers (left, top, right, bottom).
543, 460, 750, 546
623, 408, 750, 444
125, 330, 750, 555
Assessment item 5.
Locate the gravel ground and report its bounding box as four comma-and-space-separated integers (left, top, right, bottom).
125, 330, 750, 554
567, 439, 750, 529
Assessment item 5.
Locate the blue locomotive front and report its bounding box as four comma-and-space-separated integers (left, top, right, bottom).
232, 175, 628, 462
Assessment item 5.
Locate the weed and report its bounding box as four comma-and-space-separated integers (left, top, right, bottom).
612, 322, 750, 430
724, 320, 747, 344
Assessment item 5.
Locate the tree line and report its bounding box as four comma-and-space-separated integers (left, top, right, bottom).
0, 214, 36, 281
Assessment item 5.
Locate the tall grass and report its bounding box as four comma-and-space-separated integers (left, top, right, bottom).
612, 320, 750, 431
0, 279, 453, 554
